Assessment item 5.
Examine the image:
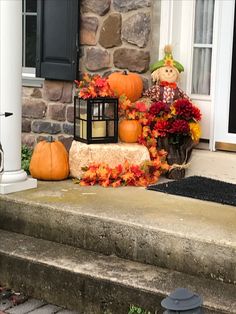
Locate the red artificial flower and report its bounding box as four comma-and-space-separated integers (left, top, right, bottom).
149, 101, 170, 116
135, 102, 148, 112
173, 99, 201, 121
191, 106, 202, 121
169, 119, 190, 134
155, 120, 171, 137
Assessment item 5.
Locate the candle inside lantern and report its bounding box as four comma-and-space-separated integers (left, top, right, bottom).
80, 114, 106, 139
92, 120, 106, 137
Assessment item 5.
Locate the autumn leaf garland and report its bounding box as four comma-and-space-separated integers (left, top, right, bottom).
75, 151, 169, 187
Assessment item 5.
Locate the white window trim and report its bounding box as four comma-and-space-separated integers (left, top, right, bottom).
22, 0, 44, 87
22, 70, 44, 87
22, 68, 44, 88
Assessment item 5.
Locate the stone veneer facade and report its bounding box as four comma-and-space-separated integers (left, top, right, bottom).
22, 0, 160, 150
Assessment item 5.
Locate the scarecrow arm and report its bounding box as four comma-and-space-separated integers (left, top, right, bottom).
143, 84, 161, 102
178, 87, 190, 100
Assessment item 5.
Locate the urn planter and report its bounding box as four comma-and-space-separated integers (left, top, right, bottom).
157, 136, 195, 180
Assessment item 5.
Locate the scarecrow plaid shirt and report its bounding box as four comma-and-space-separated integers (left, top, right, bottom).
143, 83, 189, 105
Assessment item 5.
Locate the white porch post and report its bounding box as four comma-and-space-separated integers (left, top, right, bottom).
0, 0, 37, 194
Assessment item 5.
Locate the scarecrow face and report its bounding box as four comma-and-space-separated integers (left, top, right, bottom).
159, 66, 179, 83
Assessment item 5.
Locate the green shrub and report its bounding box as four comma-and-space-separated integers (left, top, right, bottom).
21, 145, 33, 174
128, 305, 151, 314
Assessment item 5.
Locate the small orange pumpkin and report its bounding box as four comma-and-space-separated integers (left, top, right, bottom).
108, 71, 143, 102
119, 120, 142, 143
29, 137, 69, 180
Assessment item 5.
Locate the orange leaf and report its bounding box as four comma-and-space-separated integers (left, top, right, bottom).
112, 179, 122, 187
122, 172, 135, 182
101, 179, 110, 187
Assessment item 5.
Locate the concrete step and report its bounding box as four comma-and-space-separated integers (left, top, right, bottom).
0, 181, 235, 285
0, 229, 235, 314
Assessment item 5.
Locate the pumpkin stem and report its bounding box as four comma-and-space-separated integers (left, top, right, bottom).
123, 70, 128, 75
47, 136, 54, 142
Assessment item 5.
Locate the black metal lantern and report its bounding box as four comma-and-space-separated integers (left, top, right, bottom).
74, 96, 118, 144
161, 288, 203, 313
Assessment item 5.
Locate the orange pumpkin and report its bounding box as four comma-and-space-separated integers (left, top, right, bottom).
108, 71, 143, 102
119, 120, 142, 143
29, 137, 69, 180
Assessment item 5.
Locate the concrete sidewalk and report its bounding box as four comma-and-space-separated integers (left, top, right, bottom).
0, 298, 78, 314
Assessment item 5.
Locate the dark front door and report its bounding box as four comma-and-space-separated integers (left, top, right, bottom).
229, 4, 236, 133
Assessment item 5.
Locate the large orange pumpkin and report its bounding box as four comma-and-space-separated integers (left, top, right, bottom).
108, 71, 143, 102
29, 137, 69, 180
119, 120, 142, 143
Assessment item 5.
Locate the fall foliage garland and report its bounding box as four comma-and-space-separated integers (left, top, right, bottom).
75, 150, 169, 187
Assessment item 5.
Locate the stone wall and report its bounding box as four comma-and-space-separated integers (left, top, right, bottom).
80, 0, 154, 84
22, 81, 74, 151
21, 0, 160, 150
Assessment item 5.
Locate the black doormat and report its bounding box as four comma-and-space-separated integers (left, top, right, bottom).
147, 176, 236, 206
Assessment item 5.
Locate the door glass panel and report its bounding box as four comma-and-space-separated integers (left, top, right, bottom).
192, 48, 212, 95
192, 0, 215, 95
26, 16, 37, 67
194, 0, 215, 44
26, 0, 37, 13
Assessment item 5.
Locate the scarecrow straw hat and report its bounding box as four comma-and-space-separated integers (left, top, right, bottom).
150, 45, 184, 73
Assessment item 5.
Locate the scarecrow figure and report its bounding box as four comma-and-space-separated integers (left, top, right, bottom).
144, 45, 189, 105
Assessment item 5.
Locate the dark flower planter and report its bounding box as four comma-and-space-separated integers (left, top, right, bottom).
157, 136, 196, 180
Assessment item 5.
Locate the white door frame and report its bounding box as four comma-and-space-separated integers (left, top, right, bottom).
212, 0, 236, 149
159, 0, 236, 151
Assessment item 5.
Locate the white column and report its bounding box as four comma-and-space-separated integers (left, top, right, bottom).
0, 0, 37, 194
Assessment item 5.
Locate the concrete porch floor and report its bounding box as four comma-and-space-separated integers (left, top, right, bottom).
2, 173, 236, 249
187, 148, 236, 184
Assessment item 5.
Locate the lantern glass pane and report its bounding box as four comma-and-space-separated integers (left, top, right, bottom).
104, 103, 115, 119
107, 121, 115, 137
91, 101, 105, 121
75, 98, 88, 140
81, 100, 87, 140
75, 118, 81, 138
78, 99, 87, 117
